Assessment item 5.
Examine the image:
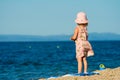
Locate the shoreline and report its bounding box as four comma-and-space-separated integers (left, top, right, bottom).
39, 67, 120, 80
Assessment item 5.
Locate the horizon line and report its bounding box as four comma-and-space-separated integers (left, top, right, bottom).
0, 32, 120, 36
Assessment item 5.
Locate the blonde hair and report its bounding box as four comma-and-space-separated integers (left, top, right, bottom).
77, 23, 88, 26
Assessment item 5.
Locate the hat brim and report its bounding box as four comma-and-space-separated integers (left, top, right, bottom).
75, 19, 88, 24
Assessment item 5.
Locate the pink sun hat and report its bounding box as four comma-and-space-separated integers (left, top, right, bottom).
75, 12, 88, 24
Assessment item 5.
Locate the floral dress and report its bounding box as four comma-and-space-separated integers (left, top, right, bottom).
75, 26, 94, 58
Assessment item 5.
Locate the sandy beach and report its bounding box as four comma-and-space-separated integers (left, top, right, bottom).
39, 67, 120, 80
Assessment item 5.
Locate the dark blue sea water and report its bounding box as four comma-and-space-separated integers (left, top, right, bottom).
0, 41, 120, 80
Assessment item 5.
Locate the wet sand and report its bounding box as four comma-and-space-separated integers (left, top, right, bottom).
39, 67, 120, 80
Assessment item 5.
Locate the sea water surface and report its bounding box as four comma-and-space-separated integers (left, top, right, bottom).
0, 41, 120, 80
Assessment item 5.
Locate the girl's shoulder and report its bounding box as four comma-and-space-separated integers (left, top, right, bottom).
76, 26, 88, 33
75, 26, 79, 30
74, 26, 79, 32
75, 26, 81, 32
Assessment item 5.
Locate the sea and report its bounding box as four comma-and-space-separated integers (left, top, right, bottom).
0, 41, 120, 80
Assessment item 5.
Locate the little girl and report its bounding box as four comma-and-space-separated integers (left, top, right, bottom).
71, 12, 94, 74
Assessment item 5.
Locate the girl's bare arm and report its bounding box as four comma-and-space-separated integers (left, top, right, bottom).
71, 27, 78, 41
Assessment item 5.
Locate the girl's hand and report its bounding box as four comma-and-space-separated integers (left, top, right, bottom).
71, 36, 76, 41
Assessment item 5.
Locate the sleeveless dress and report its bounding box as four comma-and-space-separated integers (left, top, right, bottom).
75, 26, 94, 58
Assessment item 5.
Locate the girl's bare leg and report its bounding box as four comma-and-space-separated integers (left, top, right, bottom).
77, 57, 82, 73
83, 56, 88, 73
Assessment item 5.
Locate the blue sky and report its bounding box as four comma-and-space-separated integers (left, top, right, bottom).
0, 0, 120, 36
